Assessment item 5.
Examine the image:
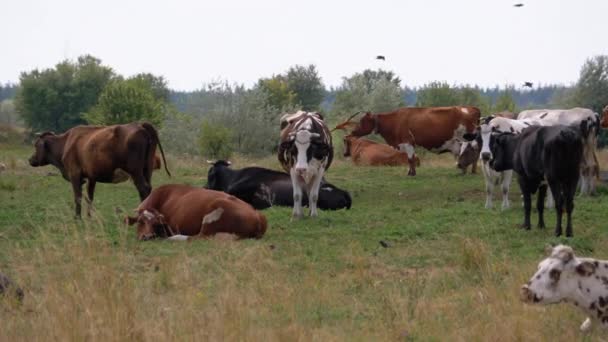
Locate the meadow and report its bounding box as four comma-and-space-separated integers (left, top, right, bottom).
1, 142, 608, 341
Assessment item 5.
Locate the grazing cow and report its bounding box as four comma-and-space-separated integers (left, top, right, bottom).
456, 141, 479, 174
28, 123, 170, 217
334, 106, 480, 176
0, 272, 24, 303
205, 160, 351, 210
342, 135, 414, 166
278, 111, 333, 218
126, 184, 267, 241
518, 108, 600, 195
602, 105, 608, 128
489, 124, 584, 236
521, 245, 608, 332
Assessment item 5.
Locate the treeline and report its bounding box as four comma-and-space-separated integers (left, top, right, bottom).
2, 55, 607, 156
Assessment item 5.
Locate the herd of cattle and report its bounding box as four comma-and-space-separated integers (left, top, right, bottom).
2, 104, 608, 331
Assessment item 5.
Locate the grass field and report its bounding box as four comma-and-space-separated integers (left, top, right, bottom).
1, 142, 608, 341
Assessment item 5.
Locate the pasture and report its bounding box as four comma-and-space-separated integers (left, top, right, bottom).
1, 142, 608, 340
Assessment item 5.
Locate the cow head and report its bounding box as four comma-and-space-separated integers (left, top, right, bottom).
457, 141, 479, 170
126, 209, 172, 241
350, 112, 375, 136
521, 245, 597, 305
601, 105, 608, 128
281, 129, 330, 175
488, 132, 517, 172
29, 132, 56, 167
205, 160, 232, 190
318, 183, 352, 210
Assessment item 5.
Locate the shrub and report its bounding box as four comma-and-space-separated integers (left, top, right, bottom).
198, 120, 233, 160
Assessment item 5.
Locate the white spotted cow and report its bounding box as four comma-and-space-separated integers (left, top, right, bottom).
278, 111, 333, 218
521, 245, 608, 332
518, 108, 600, 195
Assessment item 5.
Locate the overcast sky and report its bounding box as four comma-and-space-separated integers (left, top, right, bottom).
2, 0, 607, 91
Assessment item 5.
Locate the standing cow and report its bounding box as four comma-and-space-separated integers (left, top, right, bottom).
335, 106, 480, 176
278, 111, 333, 218
29, 122, 170, 217
489, 124, 584, 237
518, 108, 600, 195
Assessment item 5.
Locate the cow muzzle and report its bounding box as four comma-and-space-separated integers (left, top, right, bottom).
520, 285, 541, 303
481, 152, 491, 161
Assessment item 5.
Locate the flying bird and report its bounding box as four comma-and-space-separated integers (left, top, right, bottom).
376, 55, 385, 61
523, 82, 533, 88
513, 3, 524, 7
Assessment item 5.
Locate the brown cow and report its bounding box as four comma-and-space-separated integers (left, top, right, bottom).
29, 122, 170, 217
126, 184, 267, 241
456, 141, 479, 174
343, 135, 419, 166
602, 105, 608, 128
336, 106, 480, 175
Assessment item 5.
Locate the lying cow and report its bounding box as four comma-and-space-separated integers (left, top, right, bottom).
278, 111, 333, 218
490, 124, 584, 236
342, 135, 418, 167
518, 108, 600, 195
205, 160, 351, 210
334, 106, 480, 176
602, 105, 608, 128
521, 245, 608, 332
29, 123, 170, 217
456, 141, 479, 174
126, 184, 267, 241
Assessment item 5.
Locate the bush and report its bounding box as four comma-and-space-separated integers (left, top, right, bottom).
198, 120, 233, 160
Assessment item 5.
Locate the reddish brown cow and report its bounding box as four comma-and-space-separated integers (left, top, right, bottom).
29, 122, 170, 217
601, 105, 608, 128
335, 106, 480, 175
343, 135, 420, 166
126, 184, 267, 241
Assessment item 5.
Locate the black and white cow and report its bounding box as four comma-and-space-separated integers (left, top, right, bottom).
521, 245, 608, 332
205, 160, 351, 210
278, 111, 333, 218
489, 124, 584, 236
518, 108, 600, 195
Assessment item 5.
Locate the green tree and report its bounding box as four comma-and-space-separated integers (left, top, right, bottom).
129, 73, 170, 102
256, 76, 297, 110
198, 119, 233, 159
285, 64, 325, 111
0, 100, 19, 125
493, 89, 517, 113
415, 82, 461, 107
82, 78, 166, 127
572, 55, 608, 113
16, 55, 114, 132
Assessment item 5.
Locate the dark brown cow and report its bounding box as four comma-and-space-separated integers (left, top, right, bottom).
335, 106, 480, 175
343, 135, 419, 166
29, 122, 170, 217
602, 105, 608, 128
126, 184, 267, 241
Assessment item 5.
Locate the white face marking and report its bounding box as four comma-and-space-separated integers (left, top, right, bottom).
461, 107, 469, 114
294, 130, 312, 172
479, 124, 492, 159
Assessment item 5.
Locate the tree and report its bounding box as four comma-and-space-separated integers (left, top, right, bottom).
15, 55, 114, 132
82, 78, 166, 127
415, 82, 461, 107
572, 55, 608, 113
493, 89, 517, 113
129, 73, 170, 102
198, 120, 233, 159
285, 65, 325, 111
256, 76, 297, 110
0, 100, 19, 125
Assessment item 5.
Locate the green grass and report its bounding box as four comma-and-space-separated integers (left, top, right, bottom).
1, 143, 608, 340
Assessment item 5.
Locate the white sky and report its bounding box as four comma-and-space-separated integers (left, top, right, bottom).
1, 0, 607, 91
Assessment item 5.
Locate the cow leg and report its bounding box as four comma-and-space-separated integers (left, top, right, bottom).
290, 169, 303, 218
86, 180, 96, 217
398, 143, 416, 176
545, 186, 554, 210
579, 170, 589, 196
471, 159, 478, 174
536, 184, 547, 229
70, 176, 83, 219
132, 173, 152, 201
484, 177, 494, 209
565, 180, 578, 237
521, 191, 532, 230
550, 181, 563, 237
501, 170, 512, 210
308, 170, 324, 217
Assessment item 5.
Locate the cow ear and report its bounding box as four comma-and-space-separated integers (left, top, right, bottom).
576, 261, 596, 277
125, 216, 138, 226
552, 245, 574, 263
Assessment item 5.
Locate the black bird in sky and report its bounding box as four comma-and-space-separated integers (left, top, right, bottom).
513, 3, 524, 7
376, 55, 385, 61
523, 82, 533, 88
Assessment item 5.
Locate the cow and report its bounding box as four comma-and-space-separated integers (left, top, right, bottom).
278, 111, 333, 218
342, 135, 418, 167
469, 115, 539, 210
205, 160, 351, 210
521, 245, 608, 332
456, 141, 479, 174
29, 122, 170, 217
489, 124, 584, 236
602, 105, 608, 128
0, 271, 24, 303
518, 108, 600, 195
126, 184, 267, 241
334, 106, 480, 176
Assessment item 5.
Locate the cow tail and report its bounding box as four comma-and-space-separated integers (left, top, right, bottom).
255, 212, 268, 239
141, 122, 171, 177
